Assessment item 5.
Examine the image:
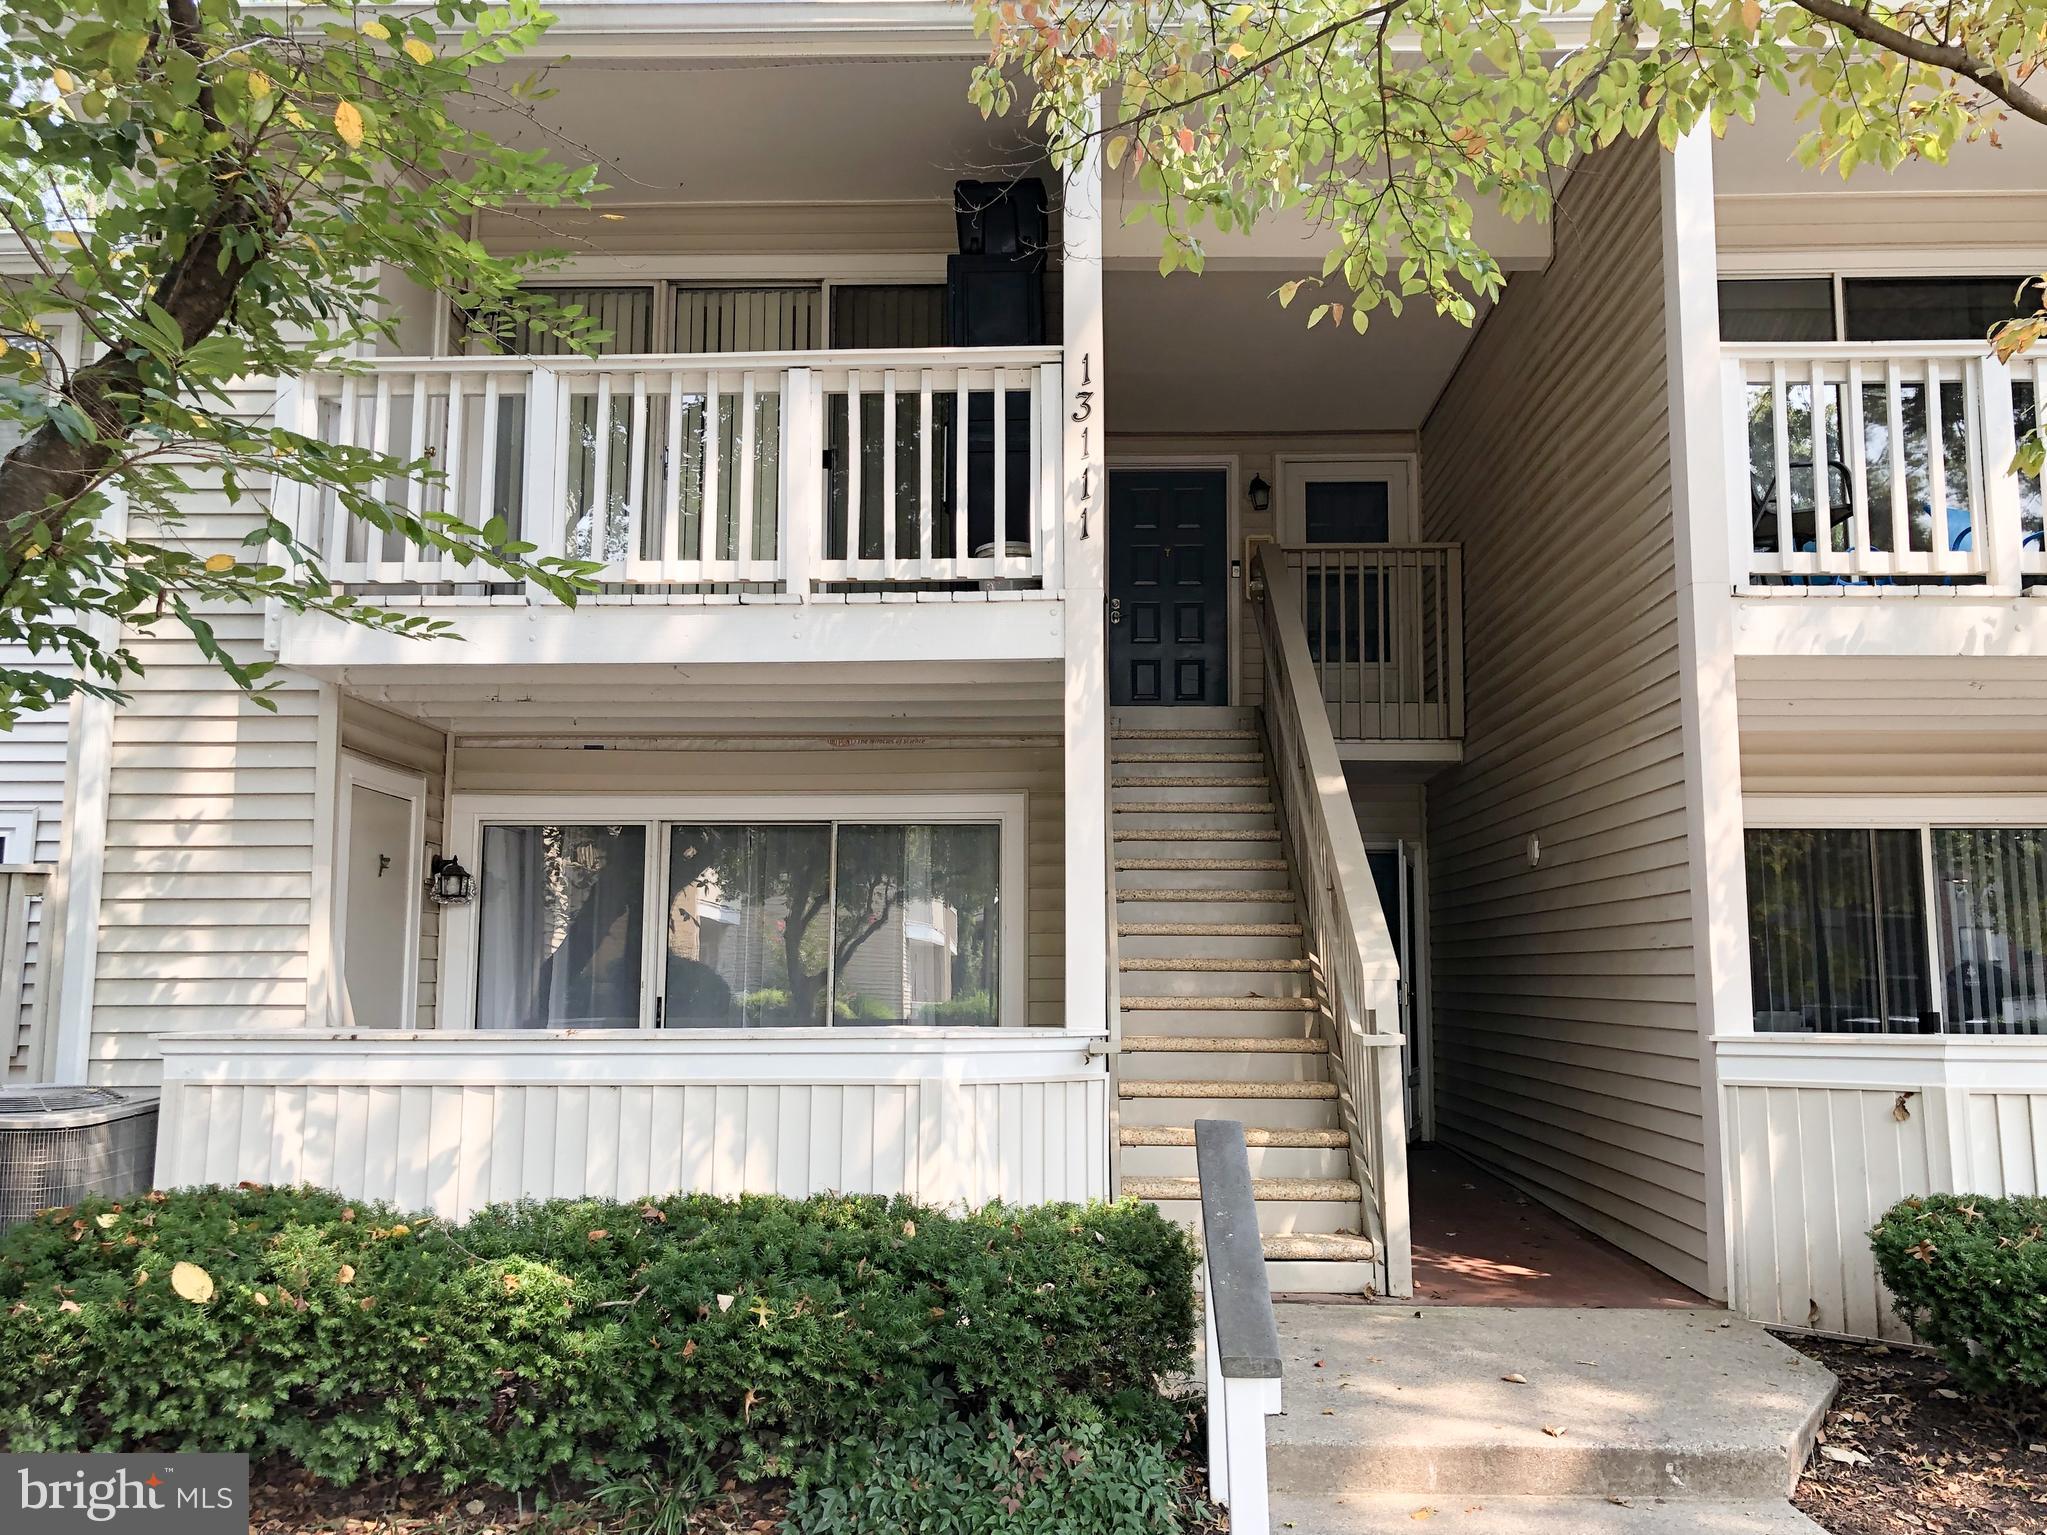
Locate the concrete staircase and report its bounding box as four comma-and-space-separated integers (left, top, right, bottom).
1265, 1307, 1837, 1533
1110, 705, 1378, 1294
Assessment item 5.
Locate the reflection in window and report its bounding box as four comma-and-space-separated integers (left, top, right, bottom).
1717, 278, 1835, 343
1931, 829, 2047, 1036
1745, 829, 1931, 1033
833, 825, 1000, 1025
1842, 277, 2033, 343
476, 825, 647, 1029
664, 824, 833, 1028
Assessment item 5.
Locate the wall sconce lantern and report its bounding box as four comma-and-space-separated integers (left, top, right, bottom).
1247, 473, 1272, 515
428, 853, 475, 907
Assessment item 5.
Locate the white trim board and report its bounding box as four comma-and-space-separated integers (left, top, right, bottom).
440, 790, 1033, 1036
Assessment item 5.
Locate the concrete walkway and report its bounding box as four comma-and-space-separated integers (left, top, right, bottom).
1265, 1305, 1836, 1533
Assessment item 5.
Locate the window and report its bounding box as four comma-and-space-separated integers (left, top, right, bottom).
1745, 820, 2047, 1036
1718, 274, 2036, 344
1717, 278, 1834, 344
460, 799, 1020, 1031
1281, 461, 1414, 666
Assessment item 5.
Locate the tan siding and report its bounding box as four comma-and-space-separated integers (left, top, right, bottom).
452, 740, 1066, 1028
1738, 657, 2047, 794
91, 606, 323, 1086
1419, 136, 1706, 1289
340, 698, 447, 1028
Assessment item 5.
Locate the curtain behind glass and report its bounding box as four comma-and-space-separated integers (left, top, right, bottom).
1745, 829, 1929, 1032
476, 825, 646, 1029
1932, 828, 2047, 1035
664, 824, 832, 1027
833, 824, 1000, 1025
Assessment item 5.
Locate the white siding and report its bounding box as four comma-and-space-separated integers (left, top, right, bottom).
1720, 1037, 2047, 1340
452, 738, 1067, 1028
1418, 136, 1708, 1289
0, 647, 67, 1078
156, 1032, 1109, 1220
341, 698, 447, 1028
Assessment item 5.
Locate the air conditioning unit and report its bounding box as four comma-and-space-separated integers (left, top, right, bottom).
0, 1087, 159, 1228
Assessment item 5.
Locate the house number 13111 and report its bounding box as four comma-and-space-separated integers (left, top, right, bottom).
1072, 352, 1093, 539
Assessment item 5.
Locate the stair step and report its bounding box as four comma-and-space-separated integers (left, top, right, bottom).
1122, 1033, 1325, 1054
1119, 921, 1302, 937
1124, 1175, 1363, 1203
1120, 1094, 1339, 1128
1116, 887, 1294, 903
1119, 956, 1310, 972
1111, 775, 1270, 789
1111, 751, 1263, 764
1124, 994, 1317, 1011
1121, 1124, 1350, 1149
1118, 1078, 1337, 1100
1113, 827, 1279, 842
1260, 1231, 1378, 1261
1110, 727, 1258, 742
1116, 857, 1288, 872
1112, 800, 1276, 815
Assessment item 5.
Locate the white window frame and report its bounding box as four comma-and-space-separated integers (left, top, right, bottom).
1742, 792, 2047, 1040
334, 754, 428, 1031
1273, 455, 1418, 546
440, 791, 1030, 1035
0, 806, 38, 867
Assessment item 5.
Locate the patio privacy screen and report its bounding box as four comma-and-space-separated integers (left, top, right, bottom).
473, 820, 1001, 1031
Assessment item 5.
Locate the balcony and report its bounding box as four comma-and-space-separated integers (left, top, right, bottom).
282, 346, 1065, 606
1263, 544, 1465, 759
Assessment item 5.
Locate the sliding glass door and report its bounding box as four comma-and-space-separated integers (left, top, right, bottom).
468, 807, 1009, 1031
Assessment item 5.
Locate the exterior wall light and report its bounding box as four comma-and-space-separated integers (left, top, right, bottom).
428, 853, 475, 906
1247, 473, 1272, 515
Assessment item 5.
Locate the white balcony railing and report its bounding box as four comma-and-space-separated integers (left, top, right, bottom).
1268, 544, 1464, 744
1723, 342, 2047, 591
282, 347, 1064, 602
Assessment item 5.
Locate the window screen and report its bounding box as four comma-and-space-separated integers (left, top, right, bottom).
1717, 278, 1835, 343
1745, 828, 1933, 1033
1842, 277, 2034, 342
830, 285, 949, 349
672, 286, 820, 353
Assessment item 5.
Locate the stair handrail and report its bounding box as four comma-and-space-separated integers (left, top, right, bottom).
1252, 542, 1414, 1298
1195, 1118, 1283, 1533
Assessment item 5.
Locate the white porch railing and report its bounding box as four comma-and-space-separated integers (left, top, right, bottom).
1724, 342, 2046, 590
284, 347, 1063, 600
1253, 544, 1413, 1298
1270, 544, 1463, 743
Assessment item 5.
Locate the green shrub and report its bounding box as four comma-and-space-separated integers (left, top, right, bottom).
1870, 1192, 2047, 1405
0, 1187, 1197, 1490
783, 1411, 1205, 1535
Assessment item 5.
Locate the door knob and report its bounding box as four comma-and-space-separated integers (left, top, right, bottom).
1108, 597, 1123, 626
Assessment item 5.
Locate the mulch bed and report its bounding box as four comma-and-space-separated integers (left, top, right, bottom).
1786, 1334, 2046, 1535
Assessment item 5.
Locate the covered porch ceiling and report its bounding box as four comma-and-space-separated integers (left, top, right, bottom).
330, 659, 1067, 740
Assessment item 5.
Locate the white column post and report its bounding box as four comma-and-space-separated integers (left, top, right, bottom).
1662, 131, 1745, 1306
782, 367, 821, 599
1979, 355, 2024, 595
523, 364, 564, 604
43, 492, 128, 1083
1062, 103, 1110, 1046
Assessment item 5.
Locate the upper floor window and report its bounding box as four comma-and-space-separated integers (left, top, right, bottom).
474, 281, 954, 357
1719, 275, 2037, 345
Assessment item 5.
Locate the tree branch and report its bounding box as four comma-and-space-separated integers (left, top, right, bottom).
1792, 0, 2047, 127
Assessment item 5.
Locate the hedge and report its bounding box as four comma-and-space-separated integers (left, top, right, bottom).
1870, 1192, 2047, 1405
0, 1186, 1199, 1489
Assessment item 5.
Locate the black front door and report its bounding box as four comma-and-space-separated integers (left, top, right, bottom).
1108, 470, 1228, 706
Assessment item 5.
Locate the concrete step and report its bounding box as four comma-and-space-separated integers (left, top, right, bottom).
1121, 1036, 1327, 1082
1119, 1077, 1335, 1102
1112, 706, 1256, 731
1115, 856, 1289, 874
1262, 1260, 1379, 1296
1125, 1174, 1361, 1203
1123, 993, 1317, 1012
1118, 1139, 1349, 1179
1112, 863, 1290, 892
1117, 932, 1304, 962
1265, 1309, 1837, 1502
1119, 896, 1297, 926
1111, 750, 1264, 768
1109, 726, 1259, 743
1149, 1194, 1363, 1237
1113, 826, 1279, 842
1118, 1093, 1340, 1129
1115, 1010, 1318, 1040
1112, 779, 1273, 805
1112, 805, 1280, 831
1120, 954, 1309, 973
1270, 1495, 1830, 1534
1117, 957, 1310, 999
1121, 1123, 1350, 1150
